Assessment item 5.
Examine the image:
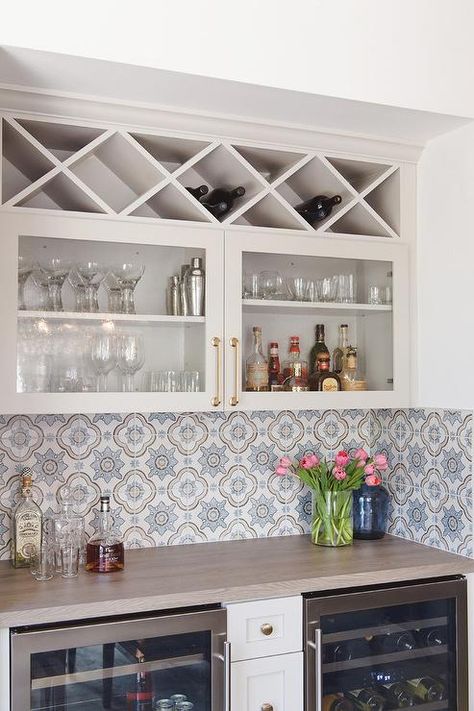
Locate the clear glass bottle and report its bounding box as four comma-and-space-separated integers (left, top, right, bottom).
86, 495, 124, 573
52, 485, 85, 572
340, 346, 367, 391
282, 361, 309, 391
309, 324, 330, 374
12, 468, 42, 568
282, 336, 308, 382
245, 326, 269, 392
333, 324, 349, 374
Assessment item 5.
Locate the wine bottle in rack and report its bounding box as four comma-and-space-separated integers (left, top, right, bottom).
186, 185, 209, 200
245, 326, 269, 392
201, 186, 246, 218
333, 324, 350, 374
309, 324, 330, 374
376, 682, 415, 708
375, 630, 416, 654
322, 694, 355, 711
324, 638, 372, 663
295, 194, 342, 226
346, 688, 385, 711
415, 626, 447, 647
403, 676, 446, 703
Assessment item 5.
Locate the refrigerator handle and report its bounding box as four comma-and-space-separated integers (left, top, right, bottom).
224, 641, 231, 711
308, 627, 322, 711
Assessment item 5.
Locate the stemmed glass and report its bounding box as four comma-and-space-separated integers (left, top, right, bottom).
35, 258, 72, 312
68, 268, 86, 312
103, 272, 123, 313
111, 263, 145, 314
76, 262, 105, 313
117, 333, 145, 392
90, 333, 118, 392
18, 256, 34, 311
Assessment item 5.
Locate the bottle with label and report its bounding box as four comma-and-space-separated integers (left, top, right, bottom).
185, 185, 209, 200
12, 467, 42, 568
245, 326, 269, 392
309, 324, 330, 374
282, 336, 308, 382
295, 194, 342, 226
339, 347, 368, 391
127, 648, 154, 710
346, 688, 385, 711
268, 341, 282, 391
282, 361, 309, 391
403, 677, 446, 702
86, 495, 125, 573
201, 186, 246, 218
376, 682, 415, 708
333, 324, 350, 374
309, 354, 341, 392
322, 694, 355, 711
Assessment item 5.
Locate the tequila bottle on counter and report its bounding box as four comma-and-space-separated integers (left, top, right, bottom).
12, 468, 42, 568
86, 495, 124, 573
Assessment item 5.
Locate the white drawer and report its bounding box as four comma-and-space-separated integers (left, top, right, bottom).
231, 651, 303, 711
226, 596, 302, 661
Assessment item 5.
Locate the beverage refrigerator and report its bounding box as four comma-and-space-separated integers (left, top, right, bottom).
10, 606, 228, 711
304, 577, 468, 711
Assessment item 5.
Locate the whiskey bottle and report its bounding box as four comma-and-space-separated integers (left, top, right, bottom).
403, 676, 446, 702
309, 324, 330, 374
282, 361, 309, 391
268, 341, 282, 391
282, 336, 308, 382
309, 354, 341, 392
339, 347, 368, 391
346, 688, 385, 711
86, 495, 125, 573
376, 682, 415, 708
322, 694, 355, 711
12, 468, 42, 568
245, 326, 269, 392
333, 324, 349, 374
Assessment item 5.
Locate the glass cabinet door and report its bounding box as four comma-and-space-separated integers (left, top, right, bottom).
11, 608, 227, 711
305, 579, 468, 711
0, 213, 223, 413
225, 229, 409, 410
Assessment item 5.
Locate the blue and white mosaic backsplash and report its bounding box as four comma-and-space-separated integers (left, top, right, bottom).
0, 408, 471, 560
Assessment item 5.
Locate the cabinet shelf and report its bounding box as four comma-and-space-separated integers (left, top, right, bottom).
323, 616, 447, 644
323, 645, 448, 674
18, 311, 205, 326
242, 299, 392, 316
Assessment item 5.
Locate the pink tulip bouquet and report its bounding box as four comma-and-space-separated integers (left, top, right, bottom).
276, 449, 388, 547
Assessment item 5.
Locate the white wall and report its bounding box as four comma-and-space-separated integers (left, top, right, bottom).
417, 122, 474, 410
1, 0, 474, 118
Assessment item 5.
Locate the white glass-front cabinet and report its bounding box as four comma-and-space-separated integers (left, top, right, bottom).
0, 212, 223, 414
224, 229, 410, 410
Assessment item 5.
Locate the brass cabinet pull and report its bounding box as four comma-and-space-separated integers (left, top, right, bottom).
229, 336, 240, 406
211, 337, 222, 407
260, 622, 273, 636
261, 704, 274, 711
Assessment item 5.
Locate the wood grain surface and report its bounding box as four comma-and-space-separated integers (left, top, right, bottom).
0, 535, 473, 627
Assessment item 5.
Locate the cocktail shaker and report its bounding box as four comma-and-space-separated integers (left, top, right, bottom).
179, 264, 189, 316
166, 275, 180, 315
185, 257, 205, 316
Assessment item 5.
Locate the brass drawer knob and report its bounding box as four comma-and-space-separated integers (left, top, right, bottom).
261, 704, 274, 711
260, 622, 274, 636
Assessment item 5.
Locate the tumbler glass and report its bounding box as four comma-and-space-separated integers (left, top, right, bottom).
31, 541, 55, 581
242, 273, 260, 299
18, 256, 34, 311
286, 276, 308, 301
258, 271, 284, 300
368, 285, 383, 305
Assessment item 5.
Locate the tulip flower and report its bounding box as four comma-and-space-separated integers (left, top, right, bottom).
335, 451, 350, 467
354, 448, 368, 462
275, 465, 288, 476
374, 453, 388, 471
364, 463, 375, 475
365, 473, 382, 486
300, 454, 320, 469
333, 466, 347, 480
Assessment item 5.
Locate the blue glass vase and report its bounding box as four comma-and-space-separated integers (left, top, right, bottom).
353, 484, 389, 540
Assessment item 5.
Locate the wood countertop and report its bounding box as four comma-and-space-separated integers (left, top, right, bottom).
1, 535, 473, 628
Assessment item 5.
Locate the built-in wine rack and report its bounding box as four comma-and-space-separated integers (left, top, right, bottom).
1, 115, 400, 238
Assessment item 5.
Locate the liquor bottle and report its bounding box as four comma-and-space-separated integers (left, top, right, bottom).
309, 324, 330, 374
245, 326, 269, 392
339, 347, 368, 391
322, 694, 355, 711
375, 630, 416, 654
86, 495, 125, 573
268, 341, 282, 391
324, 638, 372, 663
127, 648, 154, 710
294, 194, 342, 226
12, 468, 42, 568
403, 677, 446, 702
282, 361, 309, 391
333, 324, 349, 374
415, 626, 447, 647
309, 353, 341, 392
376, 682, 415, 708
282, 336, 308, 382
346, 688, 385, 711
201, 186, 246, 218
185, 185, 209, 200
185, 257, 205, 316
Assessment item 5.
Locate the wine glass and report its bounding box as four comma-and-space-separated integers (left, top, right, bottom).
68, 267, 85, 312
76, 262, 105, 313
117, 333, 145, 392
111, 263, 145, 315
35, 258, 72, 312
90, 333, 118, 392
18, 256, 34, 311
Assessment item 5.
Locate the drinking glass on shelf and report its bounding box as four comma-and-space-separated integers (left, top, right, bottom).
31, 268, 53, 311
103, 272, 123, 313
35, 258, 72, 312
31, 540, 55, 581
286, 276, 308, 301
242, 273, 260, 299
76, 261, 105, 313
368, 285, 383, 305
318, 277, 336, 302
68, 267, 86, 312
383, 285, 392, 304
336, 274, 356, 303
117, 333, 145, 392
258, 271, 285, 300
18, 256, 34, 311
90, 333, 118, 392
306, 279, 318, 302
111, 263, 145, 315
